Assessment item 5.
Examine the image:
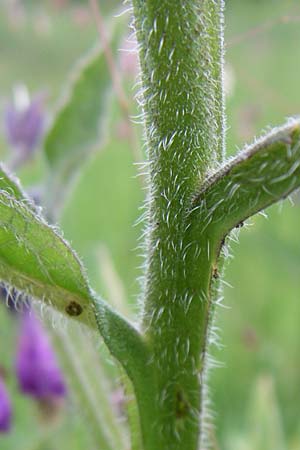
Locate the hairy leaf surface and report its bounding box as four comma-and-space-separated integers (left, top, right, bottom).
0, 190, 95, 327
192, 119, 300, 238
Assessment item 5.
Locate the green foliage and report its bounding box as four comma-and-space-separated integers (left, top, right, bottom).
0, 188, 95, 328
1, 1, 300, 449
192, 120, 300, 239
0, 164, 36, 207
44, 18, 124, 214
44, 46, 110, 169
0, 162, 148, 379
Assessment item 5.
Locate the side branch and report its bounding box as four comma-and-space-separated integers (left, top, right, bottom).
93, 296, 157, 450
187, 119, 300, 446
191, 119, 300, 238
93, 295, 152, 384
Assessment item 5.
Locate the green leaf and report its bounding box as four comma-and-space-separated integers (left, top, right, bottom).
43, 18, 125, 213
0, 189, 96, 328
191, 119, 300, 239
0, 179, 152, 419
183, 119, 300, 447
0, 163, 36, 209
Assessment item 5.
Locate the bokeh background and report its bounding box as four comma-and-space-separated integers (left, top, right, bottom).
1, 0, 300, 449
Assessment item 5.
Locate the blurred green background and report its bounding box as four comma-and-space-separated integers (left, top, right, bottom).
1, 0, 300, 449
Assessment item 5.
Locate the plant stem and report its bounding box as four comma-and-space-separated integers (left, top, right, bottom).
131, 1, 225, 448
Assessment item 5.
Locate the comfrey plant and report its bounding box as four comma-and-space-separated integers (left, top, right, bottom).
0, 1, 300, 449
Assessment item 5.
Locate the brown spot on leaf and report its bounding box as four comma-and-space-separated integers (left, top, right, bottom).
65, 301, 83, 317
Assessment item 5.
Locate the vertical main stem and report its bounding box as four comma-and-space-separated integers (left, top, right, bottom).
132, 1, 225, 449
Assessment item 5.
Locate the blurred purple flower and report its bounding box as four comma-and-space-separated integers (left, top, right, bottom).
0, 377, 12, 433
0, 284, 30, 315
16, 311, 67, 400
4, 85, 45, 163
0, 285, 16, 313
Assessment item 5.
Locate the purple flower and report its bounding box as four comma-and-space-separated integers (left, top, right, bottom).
16, 311, 67, 400
4, 85, 45, 163
0, 284, 30, 315
0, 285, 16, 313
0, 377, 12, 433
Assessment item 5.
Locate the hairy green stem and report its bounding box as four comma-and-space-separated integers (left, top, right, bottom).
132, 1, 225, 448
187, 119, 300, 446
3, 2, 300, 450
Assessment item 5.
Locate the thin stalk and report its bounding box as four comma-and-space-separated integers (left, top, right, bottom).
89, 0, 143, 166
52, 325, 118, 450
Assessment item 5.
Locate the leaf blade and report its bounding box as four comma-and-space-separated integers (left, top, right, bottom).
0, 181, 150, 400
192, 119, 300, 238
43, 19, 125, 213
0, 190, 95, 327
